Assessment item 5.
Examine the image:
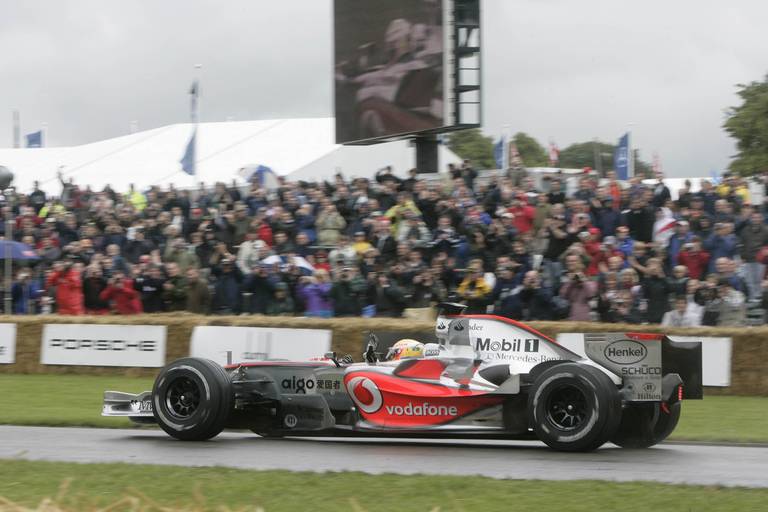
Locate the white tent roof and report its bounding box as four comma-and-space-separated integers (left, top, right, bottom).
0, 118, 461, 194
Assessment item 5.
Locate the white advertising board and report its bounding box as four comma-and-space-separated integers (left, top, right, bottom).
557, 333, 732, 387
41, 324, 167, 367
0, 323, 17, 364
190, 326, 332, 366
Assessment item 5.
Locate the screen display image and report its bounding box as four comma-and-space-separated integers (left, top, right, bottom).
334, 0, 445, 143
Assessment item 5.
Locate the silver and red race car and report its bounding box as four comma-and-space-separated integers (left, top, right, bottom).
103, 303, 702, 452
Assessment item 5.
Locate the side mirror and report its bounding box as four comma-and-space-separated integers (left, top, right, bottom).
324, 351, 341, 368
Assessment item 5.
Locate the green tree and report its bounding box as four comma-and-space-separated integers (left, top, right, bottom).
446, 128, 495, 169
558, 140, 653, 177
724, 75, 768, 176
513, 132, 548, 167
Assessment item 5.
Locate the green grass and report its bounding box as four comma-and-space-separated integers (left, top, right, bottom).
0, 374, 766, 443
0, 460, 766, 512
0, 374, 153, 428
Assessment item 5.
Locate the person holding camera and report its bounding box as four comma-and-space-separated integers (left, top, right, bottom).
99, 270, 142, 315
330, 266, 367, 316
45, 257, 84, 315
457, 267, 492, 314
559, 254, 596, 322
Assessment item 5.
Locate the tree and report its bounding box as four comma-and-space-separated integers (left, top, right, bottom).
512, 132, 548, 167
446, 128, 495, 169
558, 140, 653, 177
723, 75, 768, 176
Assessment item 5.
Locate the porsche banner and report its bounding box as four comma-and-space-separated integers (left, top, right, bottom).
0, 323, 17, 364
40, 324, 167, 367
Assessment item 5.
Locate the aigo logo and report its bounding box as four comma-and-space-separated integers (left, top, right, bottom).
346, 376, 383, 414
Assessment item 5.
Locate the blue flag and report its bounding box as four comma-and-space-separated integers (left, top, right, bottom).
614, 132, 630, 180
180, 129, 196, 176
25, 130, 43, 148
494, 137, 505, 169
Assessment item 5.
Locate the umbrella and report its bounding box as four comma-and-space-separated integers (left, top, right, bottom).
0, 240, 40, 260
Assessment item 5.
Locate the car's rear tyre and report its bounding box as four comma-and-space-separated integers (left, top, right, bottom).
528, 363, 621, 452
611, 401, 681, 449
152, 358, 232, 441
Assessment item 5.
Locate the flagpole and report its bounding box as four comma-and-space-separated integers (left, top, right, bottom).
628, 123, 635, 178
41, 122, 48, 148
502, 124, 511, 172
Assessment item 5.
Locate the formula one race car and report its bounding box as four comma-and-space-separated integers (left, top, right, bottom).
103, 303, 702, 451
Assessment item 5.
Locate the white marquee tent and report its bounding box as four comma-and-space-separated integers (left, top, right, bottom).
0, 118, 461, 194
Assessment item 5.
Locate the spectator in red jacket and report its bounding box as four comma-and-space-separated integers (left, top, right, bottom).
508, 195, 535, 235
45, 259, 84, 315
677, 237, 710, 280
99, 271, 142, 314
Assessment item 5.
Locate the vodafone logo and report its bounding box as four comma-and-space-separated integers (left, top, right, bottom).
346, 376, 383, 414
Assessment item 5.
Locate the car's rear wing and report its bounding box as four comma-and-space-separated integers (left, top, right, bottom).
583, 333, 702, 401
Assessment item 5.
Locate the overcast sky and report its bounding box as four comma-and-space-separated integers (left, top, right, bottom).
1, 0, 766, 178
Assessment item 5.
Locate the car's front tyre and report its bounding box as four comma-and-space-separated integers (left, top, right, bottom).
528, 363, 621, 452
152, 358, 232, 441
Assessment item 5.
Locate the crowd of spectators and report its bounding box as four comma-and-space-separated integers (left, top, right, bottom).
3, 165, 768, 327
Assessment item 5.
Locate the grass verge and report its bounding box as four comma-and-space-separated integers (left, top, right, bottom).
0, 374, 766, 443
0, 459, 767, 512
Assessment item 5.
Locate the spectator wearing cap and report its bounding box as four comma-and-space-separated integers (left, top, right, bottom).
739, 210, 768, 301
266, 282, 295, 316
667, 220, 693, 268
124, 226, 155, 264
651, 175, 671, 208
594, 196, 621, 237
242, 264, 274, 314
163, 237, 200, 273
508, 195, 535, 235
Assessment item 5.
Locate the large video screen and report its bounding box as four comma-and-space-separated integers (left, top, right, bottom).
334, 0, 446, 144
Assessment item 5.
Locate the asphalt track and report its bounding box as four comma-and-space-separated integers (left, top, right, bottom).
1, 426, 766, 487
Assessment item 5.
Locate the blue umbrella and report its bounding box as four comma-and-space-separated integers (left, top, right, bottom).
0, 240, 40, 260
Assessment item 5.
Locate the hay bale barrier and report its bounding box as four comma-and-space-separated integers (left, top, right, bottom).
0, 315, 765, 395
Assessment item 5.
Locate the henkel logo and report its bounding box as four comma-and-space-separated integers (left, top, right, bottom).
604, 340, 647, 365
385, 402, 459, 417
346, 376, 383, 413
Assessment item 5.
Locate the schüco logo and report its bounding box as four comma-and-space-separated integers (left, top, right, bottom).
604, 340, 647, 365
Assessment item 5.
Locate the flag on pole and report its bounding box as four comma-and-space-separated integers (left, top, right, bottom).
189, 80, 199, 123
25, 130, 43, 148
652, 152, 661, 176
238, 164, 279, 189
493, 137, 505, 169
548, 141, 559, 166
180, 128, 196, 176
614, 132, 630, 180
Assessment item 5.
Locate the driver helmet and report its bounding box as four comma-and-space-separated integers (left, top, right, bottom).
385, 339, 424, 361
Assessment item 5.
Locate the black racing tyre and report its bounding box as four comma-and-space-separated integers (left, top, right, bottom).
152, 358, 232, 441
528, 363, 621, 452
611, 401, 681, 449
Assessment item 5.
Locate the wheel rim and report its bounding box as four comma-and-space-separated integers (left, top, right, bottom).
545, 385, 589, 431
165, 376, 201, 419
